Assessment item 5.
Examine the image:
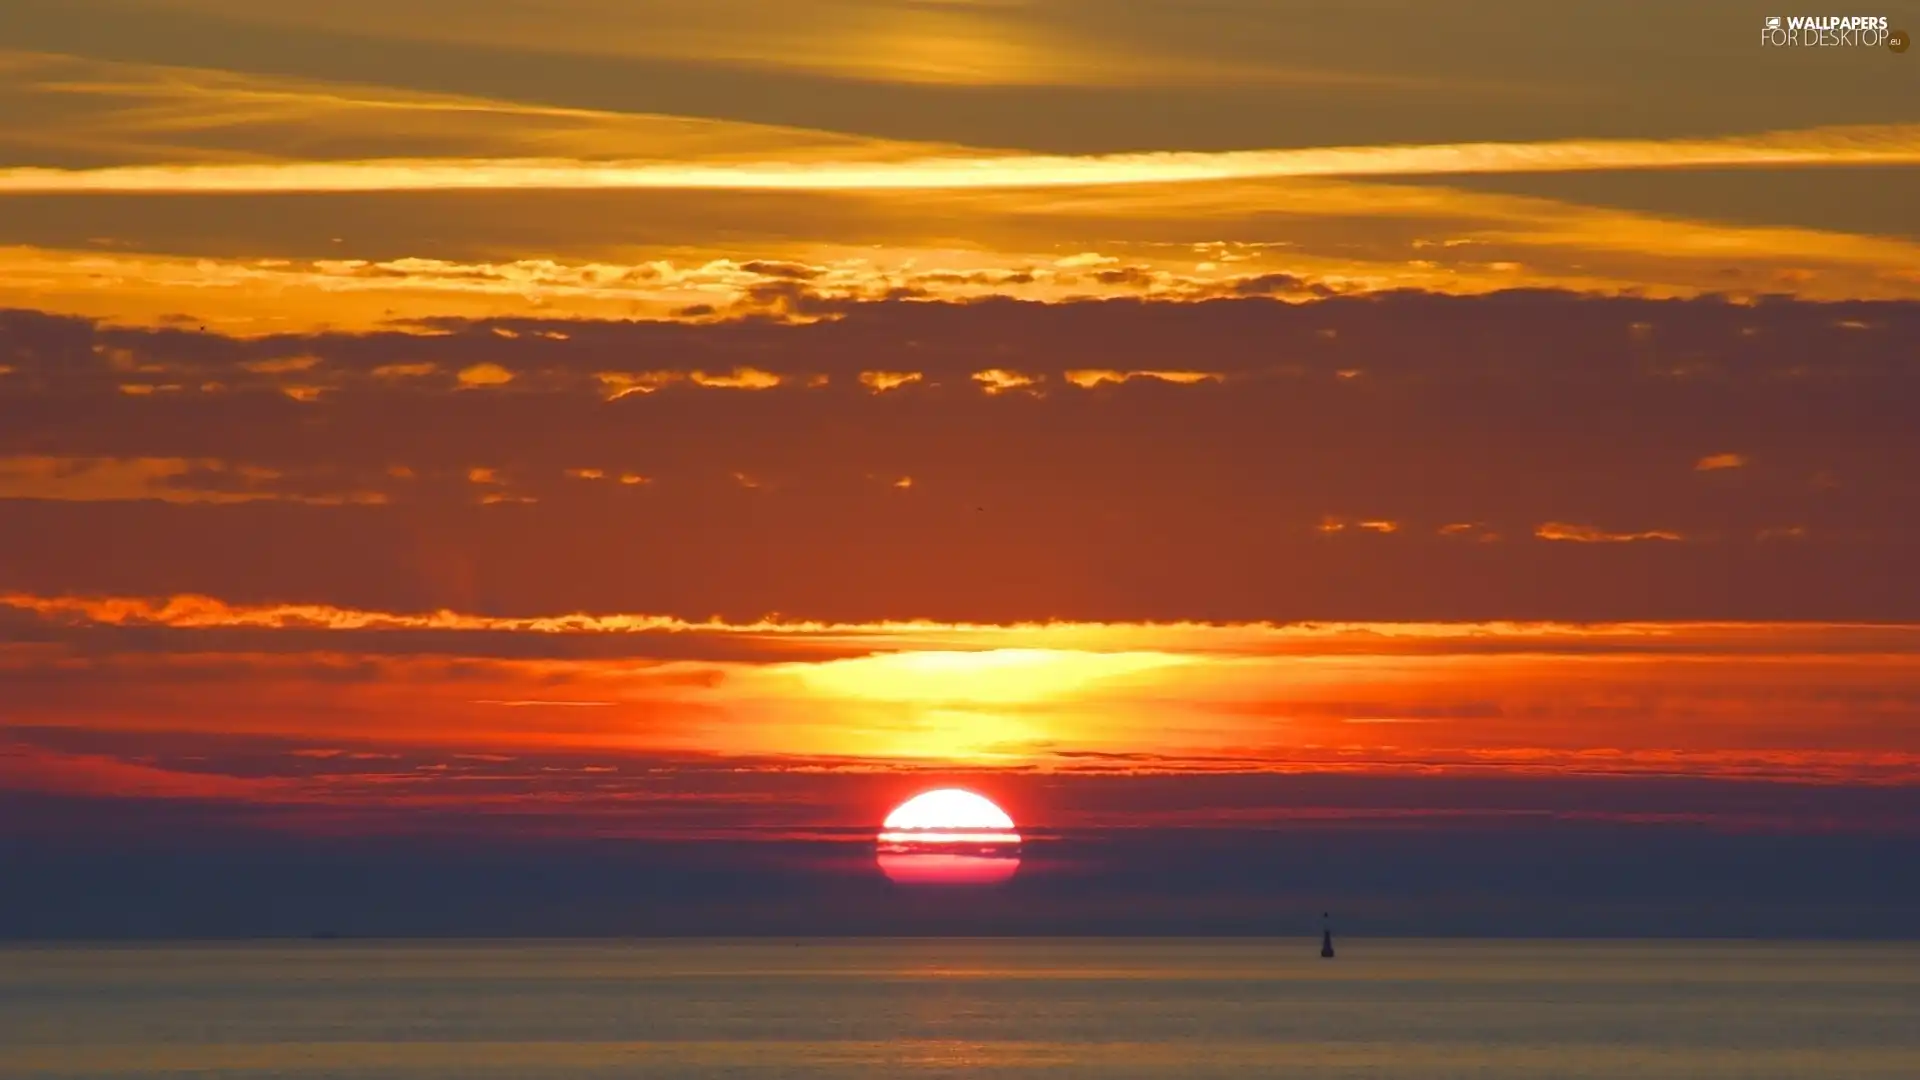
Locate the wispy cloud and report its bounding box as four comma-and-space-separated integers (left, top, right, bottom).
0, 48, 944, 164
45, 3, 1498, 92
2, 125, 1914, 194
0, 456, 387, 505
1695, 452, 1749, 471
8, 592, 1920, 658
1535, 522, 1687, 544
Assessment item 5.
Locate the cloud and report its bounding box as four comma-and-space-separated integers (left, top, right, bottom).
972, 368, 1039, 394
2, 618, 1917, 793
372, 362, 438, 378
4, 586, 1919, 848
456, 362, 514, 387
1063, 369, 1221, 388
1, 292, 1916, 622
7, 167, 1920, 334
0, 455, 387, 505
7, 723, 1913, 855
0, 48, 945, 164
1695, 452, 1748, 471
240, 355, 320, 374
0, 4, 1529, 94
859, 370, 921, 392
0, 740, 297, 801
9, 590, 1920, 659
4, 124, 1915, 194
690, 367, 781, 389
1534, 522, 1686, 544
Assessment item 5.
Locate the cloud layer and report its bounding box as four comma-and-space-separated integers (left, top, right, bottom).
8, 124, 1920, 195
2, 291, 1915, 621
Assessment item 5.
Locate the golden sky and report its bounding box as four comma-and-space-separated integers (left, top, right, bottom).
0, 1, 1916, 331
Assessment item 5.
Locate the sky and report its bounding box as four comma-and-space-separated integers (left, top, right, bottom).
1, 0, 1917, 938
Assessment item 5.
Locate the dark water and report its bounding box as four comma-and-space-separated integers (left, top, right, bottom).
1, 939, 1915, 1078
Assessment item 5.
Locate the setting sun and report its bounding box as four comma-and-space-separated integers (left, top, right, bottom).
877, 789, 1021, 886
881, 788, 1020, 838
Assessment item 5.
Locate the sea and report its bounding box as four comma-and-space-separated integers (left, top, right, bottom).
1, 939, 1915, 1079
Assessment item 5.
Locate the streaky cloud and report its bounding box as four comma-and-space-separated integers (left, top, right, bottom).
1, 125, 1916, 194
8, 591, 1920, 658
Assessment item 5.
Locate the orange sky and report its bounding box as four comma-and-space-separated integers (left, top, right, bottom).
6, 593, 1919, 827
1, 0, 1917, 847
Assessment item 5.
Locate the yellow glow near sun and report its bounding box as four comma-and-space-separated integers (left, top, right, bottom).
865, 707, 1040, 762
789, 648, 1190, 704
758, 648, 1198, 761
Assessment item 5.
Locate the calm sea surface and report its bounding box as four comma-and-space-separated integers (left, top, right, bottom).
0, 940, 1915, 1079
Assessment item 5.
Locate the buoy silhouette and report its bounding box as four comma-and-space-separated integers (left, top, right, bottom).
1320, 911, 1335, 959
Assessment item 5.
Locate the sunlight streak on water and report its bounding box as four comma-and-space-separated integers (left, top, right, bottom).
0, 940, 1915, 1078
